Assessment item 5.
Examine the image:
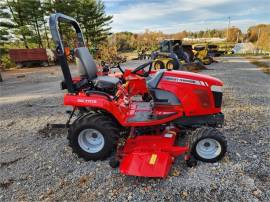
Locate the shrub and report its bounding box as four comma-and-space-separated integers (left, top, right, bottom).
0, 54, 15, 69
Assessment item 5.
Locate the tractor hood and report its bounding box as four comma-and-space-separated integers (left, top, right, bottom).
157, 70, 224, 116
162, 70, 223, 87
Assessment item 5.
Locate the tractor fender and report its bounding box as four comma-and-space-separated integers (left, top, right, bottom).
63, 93, 127, 124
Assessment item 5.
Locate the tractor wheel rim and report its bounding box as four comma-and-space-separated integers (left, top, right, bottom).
167, 63, 173, 70
155, 63, 160, 70
78, 129, 104, 153
195, 138, 221, 159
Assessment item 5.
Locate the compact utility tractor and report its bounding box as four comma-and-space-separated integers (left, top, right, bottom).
49, 13, 227, 178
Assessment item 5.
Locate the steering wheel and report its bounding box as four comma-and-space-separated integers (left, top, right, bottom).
131, 61, 153, 77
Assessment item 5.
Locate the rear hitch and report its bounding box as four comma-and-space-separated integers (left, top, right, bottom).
46, 108, 76, 129
47, 123, 69, 129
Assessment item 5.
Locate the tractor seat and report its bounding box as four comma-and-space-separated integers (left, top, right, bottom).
147, 70, 180, 105
147, 69, 165, 88
75, 47, 120, 89
93, 76, 120, 89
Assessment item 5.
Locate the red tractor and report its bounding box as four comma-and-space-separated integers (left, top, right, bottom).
49, 14, 227, 178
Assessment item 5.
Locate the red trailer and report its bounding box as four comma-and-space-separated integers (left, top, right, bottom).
9, 48, 55, 67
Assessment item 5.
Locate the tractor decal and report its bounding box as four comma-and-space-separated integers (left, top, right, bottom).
77, 99, 97, 104
162, 76, 208, 86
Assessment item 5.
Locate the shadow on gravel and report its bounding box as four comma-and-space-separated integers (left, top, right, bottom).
0, 157, 26, 168
0, 179, 14, 189
38, 124, 67, 139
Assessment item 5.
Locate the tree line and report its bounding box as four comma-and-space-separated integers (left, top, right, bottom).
0, 0, 112, 49
0, 0, 269, 57
110, 25, 270, 52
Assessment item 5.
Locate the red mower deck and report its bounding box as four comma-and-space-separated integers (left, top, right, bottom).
119, 130, 189, 177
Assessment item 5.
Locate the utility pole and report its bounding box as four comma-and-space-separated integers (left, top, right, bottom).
226, 16, 231, 41
226, 17, 231, 52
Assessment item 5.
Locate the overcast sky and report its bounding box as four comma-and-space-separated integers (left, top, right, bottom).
104, 0, 270, 33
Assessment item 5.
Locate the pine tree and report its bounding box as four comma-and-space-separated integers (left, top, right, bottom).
3, 0, 34, 48
50, 0, 112, 47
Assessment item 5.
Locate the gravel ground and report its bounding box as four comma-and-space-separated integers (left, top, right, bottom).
0, 57, 270, 201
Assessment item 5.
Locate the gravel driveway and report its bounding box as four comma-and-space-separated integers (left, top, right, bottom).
0, 57, 269, 201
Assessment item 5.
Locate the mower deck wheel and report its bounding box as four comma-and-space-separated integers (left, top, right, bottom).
190, 127, 227, 163
68, 113, 120, 161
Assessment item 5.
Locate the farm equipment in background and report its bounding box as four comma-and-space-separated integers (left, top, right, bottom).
218, 43, 235, 55
9, 48, 56, 68
207, 44, 221, 57
138, 48, 151, 60
192, 44, 214, 65
151, 40, 207, 71
49, 13, 227, 178
152, 39, 190, 70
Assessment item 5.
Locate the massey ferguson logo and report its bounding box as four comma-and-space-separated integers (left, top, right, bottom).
77, 99, 97, 104
163, 76, 208, 86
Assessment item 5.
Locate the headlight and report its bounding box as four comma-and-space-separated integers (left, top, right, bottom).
211, 85, 222, 92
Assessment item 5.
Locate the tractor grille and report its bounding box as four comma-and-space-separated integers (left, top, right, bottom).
213, 92, 222, 108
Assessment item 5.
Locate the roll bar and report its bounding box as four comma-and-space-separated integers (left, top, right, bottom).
49, 13, 86, 93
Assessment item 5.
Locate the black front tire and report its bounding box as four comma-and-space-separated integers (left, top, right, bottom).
190, 127, 227, 163
68, 113, 120, 161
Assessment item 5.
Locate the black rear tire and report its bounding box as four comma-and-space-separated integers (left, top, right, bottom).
166, 59, 179, 70
153, 60, 165, 70
68, 113, 120, 161
190, 127, 227, 163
